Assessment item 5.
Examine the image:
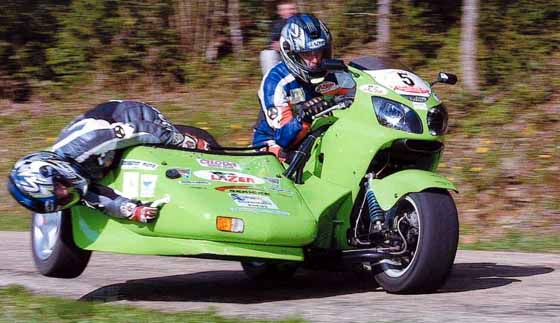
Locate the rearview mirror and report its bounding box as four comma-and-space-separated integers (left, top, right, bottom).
432, 72, 457, 86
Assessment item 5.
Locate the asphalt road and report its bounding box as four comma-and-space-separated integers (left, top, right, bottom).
1, 231, 559, 323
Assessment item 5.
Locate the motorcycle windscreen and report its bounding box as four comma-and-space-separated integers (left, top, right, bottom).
75, 146, 317, 247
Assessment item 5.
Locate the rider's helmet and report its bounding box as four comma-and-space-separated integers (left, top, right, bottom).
279, 13, 333, 84
7, 151, 88, 213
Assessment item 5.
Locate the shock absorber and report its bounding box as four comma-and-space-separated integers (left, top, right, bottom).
365, 174, 384, 232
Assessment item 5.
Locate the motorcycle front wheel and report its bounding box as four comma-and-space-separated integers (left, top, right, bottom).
374, 189, 459, 293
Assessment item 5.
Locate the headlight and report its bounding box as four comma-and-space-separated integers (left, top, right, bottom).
372, 97, 423, 134
427, 104, 448, 135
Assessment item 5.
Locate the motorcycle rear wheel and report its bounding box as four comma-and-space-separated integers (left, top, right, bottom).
31, 210, 91, 278
374, 189, 458, 293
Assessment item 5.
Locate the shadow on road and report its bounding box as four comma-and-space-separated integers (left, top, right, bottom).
440, 262, 554, 293
80, 270, 381, 303
80, 262, 553, 303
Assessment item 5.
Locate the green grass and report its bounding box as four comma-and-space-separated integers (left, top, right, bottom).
460, 231, 560, 253
0, 213, 30, 231
0, 285, 305, 323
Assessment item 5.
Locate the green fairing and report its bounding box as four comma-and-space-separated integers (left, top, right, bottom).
369, 170, 457, 211
69, 59, 457, 262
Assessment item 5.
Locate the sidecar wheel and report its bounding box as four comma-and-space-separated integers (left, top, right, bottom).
241, 261, 299, 281
374, 189, 458, 294
31, 210, 91, 278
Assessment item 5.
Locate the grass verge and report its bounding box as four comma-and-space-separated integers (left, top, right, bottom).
0, 285, 304, 323
460, 232, 560, 253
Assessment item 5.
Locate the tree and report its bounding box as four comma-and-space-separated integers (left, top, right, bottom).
228, 0, 243, 58
460, 0, 479, 94
376, 0, 391, 57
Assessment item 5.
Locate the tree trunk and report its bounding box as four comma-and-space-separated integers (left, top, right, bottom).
376, 0, 391, 57
227, 0, 243, 58
460, 0, 480, 95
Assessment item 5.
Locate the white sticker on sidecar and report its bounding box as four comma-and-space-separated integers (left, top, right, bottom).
197, 158, 241, 170
230, 193, 278, 209
140, 174, 157, 198
194, 170, 265, 184
121, 159, 159, 171
365, 69, 431, 97
122, 172, 139, 198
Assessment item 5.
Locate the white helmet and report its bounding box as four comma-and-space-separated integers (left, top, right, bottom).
8, 151, 88, 213
279, 13, 333, 83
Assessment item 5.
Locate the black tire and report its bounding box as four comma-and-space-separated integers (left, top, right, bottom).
374, 189, 459, 293
241, 261, 299, 281
31, 210, 91, 278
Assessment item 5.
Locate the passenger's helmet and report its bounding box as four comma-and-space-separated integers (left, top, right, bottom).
279, 13, 333, 84
8, 151, 88, 213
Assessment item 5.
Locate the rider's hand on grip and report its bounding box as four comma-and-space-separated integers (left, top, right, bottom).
296, 97, 330, 123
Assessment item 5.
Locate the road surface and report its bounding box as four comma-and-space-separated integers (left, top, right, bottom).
1, 231, 558, 323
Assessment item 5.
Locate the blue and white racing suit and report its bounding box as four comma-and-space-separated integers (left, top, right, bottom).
52, 100, 207, 219
252, 62, 320, 151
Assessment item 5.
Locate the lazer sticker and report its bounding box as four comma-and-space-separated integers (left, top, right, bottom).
359, 84, 388, 95
121, 159, 159, 171
194, 170, 265, 184
365, 69, 431, 97
197, 158, 241, 170
230, 193, 278, 209
122, 172, 139, 198
140, 174, 157, 198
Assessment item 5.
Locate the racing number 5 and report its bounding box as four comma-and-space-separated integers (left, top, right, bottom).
397, 72, 415, 86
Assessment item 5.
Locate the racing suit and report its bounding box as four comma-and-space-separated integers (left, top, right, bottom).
52, 100, 209, 220
253, 62, 351, 159
253, 62, 317, 157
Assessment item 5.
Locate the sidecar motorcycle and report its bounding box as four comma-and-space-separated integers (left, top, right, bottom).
31, 56, 459, 293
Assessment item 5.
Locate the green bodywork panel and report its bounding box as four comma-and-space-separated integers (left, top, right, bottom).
73, 147, 316, 259
369, 169, 457, 211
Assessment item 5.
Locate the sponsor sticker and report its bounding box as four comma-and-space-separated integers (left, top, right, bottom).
230, 193, 278, 209
194, 170, 265, 184
412, 102, 428, 110
197, 158, 241, 170
289, 88, 306, 104
359, 84, 388, 95
122, 172, 140, 198
122, 159, 159, 171
315, 81, 338, 94
215, 186, 270, 196
140, 174, 157, 198
264, 177, 281, 186
231, 207, 289, 216
308, 38, 326, 49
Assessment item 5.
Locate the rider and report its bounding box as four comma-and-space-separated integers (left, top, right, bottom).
253, 13, 348, 160
8, 100, 214, 223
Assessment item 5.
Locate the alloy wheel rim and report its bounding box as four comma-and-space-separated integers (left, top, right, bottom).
32, 211, 62, 260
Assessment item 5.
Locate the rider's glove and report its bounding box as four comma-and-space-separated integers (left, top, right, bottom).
296, 97, 331, 123
128, 203, 159, 223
